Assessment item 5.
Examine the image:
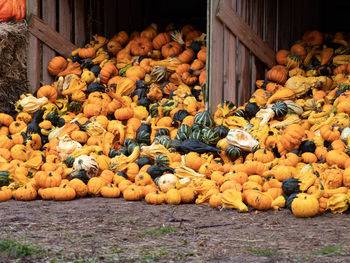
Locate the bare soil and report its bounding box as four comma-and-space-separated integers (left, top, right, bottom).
0, 198, 350, 263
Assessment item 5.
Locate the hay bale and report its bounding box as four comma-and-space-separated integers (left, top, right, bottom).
0, 21, 28, 115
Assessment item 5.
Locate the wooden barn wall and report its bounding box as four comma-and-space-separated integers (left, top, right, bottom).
208, 0, 324, 111
27, 0, 87, 92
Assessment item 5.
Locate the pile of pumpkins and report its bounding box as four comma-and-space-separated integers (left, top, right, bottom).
1, 25, 350, 218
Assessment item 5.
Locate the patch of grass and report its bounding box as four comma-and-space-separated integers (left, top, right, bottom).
173, 249, 197, 260
140, 248, 167, 261
303, 245, 344, 261
315, 245, 343, 256
0, 239, 40, 258
247, 247, 277, 257
140, 226, 180, 237
82, 233, 94, 238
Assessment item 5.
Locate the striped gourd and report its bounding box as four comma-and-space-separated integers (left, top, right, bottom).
225, 145, 241, 160
272, 101, 288, 118
214, 125, 229, 139
194, 110, 214, 128
284, 100, 303, 115
153, 135, 171, 148
155, 154, 171, 167
155, 128, 169, 137
201, 128, 219, 145
189, 130, 202, 140
175, 132, 188, 141
178, 124, 191, 136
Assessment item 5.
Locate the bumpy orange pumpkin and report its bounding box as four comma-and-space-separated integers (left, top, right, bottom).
130, 37, 153, 56
48, 56, 67, 76
37, 85, 58, 102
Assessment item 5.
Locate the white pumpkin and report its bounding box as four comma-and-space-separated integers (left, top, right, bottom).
73, 155, 99, 178
158, 173, 178, 193
341, 127, 350, 144
56, 134, 82, 160
226, 129, 259, 152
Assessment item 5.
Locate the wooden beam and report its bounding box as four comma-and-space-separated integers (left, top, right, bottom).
223, 0, 237, 104
216, 0, 275, 68
26, 0, 40, 93
74, 0, 86, 47
236, 0, 251, 106
208, 0, 225, 113
28, 15, 77, 58
59, 0, 72, 42
42, 0, 56, 85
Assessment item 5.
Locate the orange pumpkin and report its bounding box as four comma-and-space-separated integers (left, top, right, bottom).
302, 30, 323, 46
197, 46, 206, 63
48, 56, 67, 76
178, 49, 195, 63
266, 65, 288, 85
275, 49, 290, 65
37, 85, 58, 102
125, 66, 146, 82
112, 31, 129, 45
161, 42, 182, 58
100, 63, 118, 84
78, 47, 96, 58
107, 40, 122, 55
152, 33, 171, 49
130, 37, 153, 56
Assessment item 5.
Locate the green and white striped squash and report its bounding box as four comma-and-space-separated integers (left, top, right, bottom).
201, 128, 219, 145
225, 145, 241, 160
272, 101, 288, 118
178, 124, 191, 136
284, 100, 303, 115
155, 154, 171, 167
194, 111, 214, 128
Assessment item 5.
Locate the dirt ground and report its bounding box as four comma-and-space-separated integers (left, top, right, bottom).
0, 198, 350, 263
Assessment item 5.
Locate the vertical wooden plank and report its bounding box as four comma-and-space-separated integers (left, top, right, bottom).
59, 0, 73, 42
223, 0, 237, 104
236, 0, 251, 106
27, 0, 41, 93
250, 0, 257, 93
42, 0, 56, 85
208, 0, 224, 112
263, 0, 277, 80
74, 0, 86, 46
275, 0, 279, 51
